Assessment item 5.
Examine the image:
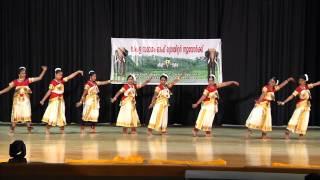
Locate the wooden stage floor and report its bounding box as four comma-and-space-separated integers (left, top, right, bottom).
1, 125, 320, 173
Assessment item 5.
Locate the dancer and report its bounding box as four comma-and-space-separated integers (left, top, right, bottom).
40, 68, 83, 134
245, 77, 294, 139
111, 74, 152, 134
192, 74, 239, 137
76, 70, 112, 133
147, 73, 182, 135
0, 66, 47, 133
278, 74, 320, 139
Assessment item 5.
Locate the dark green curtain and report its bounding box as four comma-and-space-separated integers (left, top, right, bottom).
0, 0, 319, 126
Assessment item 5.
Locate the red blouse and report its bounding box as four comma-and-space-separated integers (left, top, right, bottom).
49, 79, 65, 99
295, 85, 310, 104
264, 85, 275, 92
203, 84, 218, 102
86, 80, 97, 87
12, 79, 30, 87
121, 84, 137, 100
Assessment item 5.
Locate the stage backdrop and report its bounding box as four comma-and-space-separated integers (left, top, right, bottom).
111, 38, 222, 84
0, 0, 320, 127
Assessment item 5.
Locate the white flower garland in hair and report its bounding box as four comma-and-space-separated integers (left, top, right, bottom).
55, 68, 62, 72
209, 74, 216, 79
19, 66, 26, 70
304, 74, 309, 81
161, 73, 169, 78
130, 74, 136, 81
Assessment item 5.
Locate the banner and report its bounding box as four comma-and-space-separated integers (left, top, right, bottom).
111, 38, 222, 85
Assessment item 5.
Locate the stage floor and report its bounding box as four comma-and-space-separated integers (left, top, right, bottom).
1, 125, 320, 170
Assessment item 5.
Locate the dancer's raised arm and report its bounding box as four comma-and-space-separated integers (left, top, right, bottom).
64, 70, 83, 81
30, 66, 48, 83
167, 74, 182, 88
217, 81, 239, 89
136, 77, 152, 89
275, 77, 294, 91
97, 80, 112, 86
309, 81, 320, 88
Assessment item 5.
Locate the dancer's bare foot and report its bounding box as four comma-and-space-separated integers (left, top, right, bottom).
90, 125, 96, 133
161, 131, 168, 135
58, 126, 65, 135
245, 129, 252, 139
122, 128, 128, 134
192, 129, 198, 137
131, 128, 137, 135
261, 132, 270, 140
10, 122, 16, 134
147, 129, 152, 136
284, 131, 290, 140
298, 134, 305, 140
27, 126, 33, 134
205, 132, 212, 137
9, 126, 15, 134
